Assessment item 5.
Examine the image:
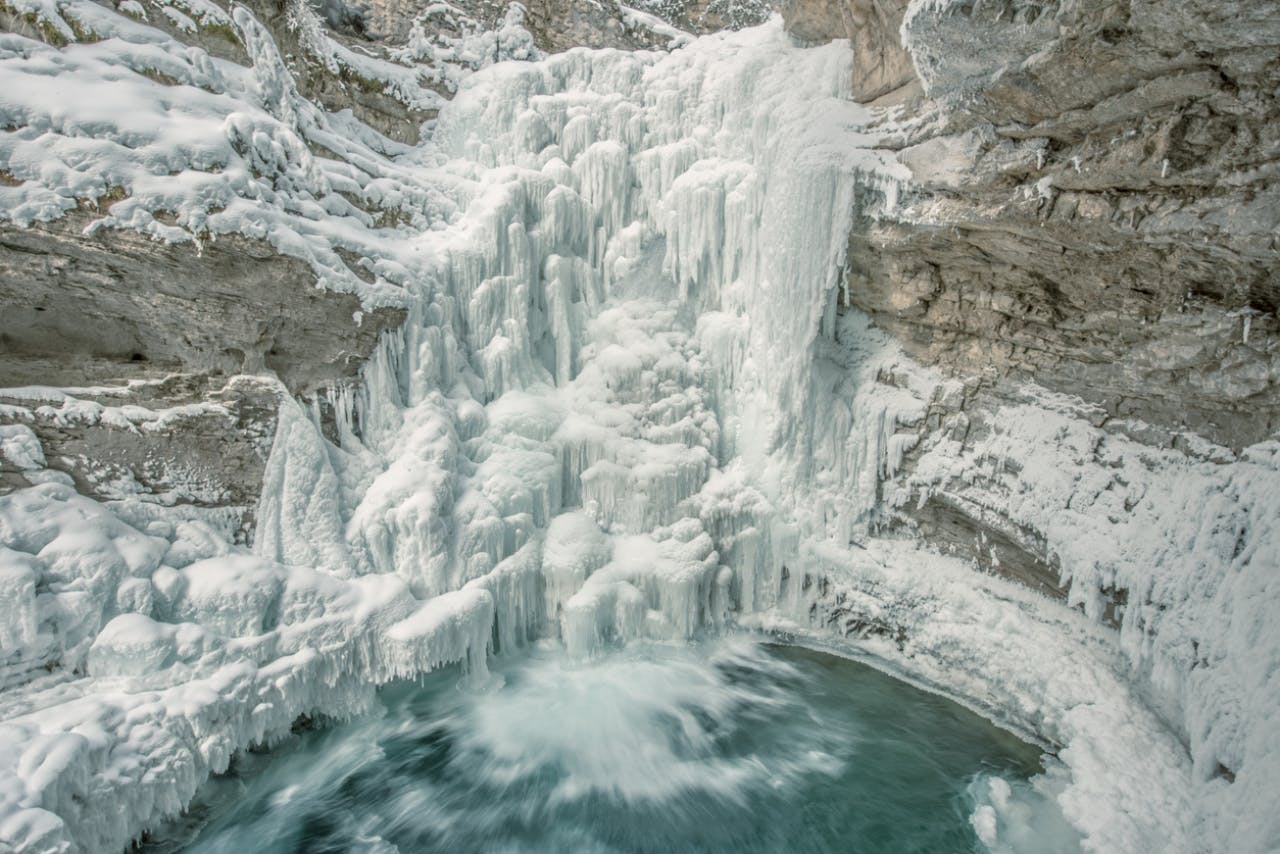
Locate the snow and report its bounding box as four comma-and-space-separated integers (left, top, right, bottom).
254, 393, 353, 576
895, 389, 1280, 853
0, 483, 495, 853
0, 425, 45, 472
0, 391, 232, 435
617, 4, 693, 50
0, 3, 1277, 853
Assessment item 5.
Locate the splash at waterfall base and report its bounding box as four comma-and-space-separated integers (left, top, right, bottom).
0, 8, 1276, 854
149, 638, 1082, 853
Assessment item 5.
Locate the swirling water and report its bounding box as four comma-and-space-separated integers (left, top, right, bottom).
147, 639, 1079, 853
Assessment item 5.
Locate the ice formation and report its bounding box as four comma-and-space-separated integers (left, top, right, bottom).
0, 1, 1277, 852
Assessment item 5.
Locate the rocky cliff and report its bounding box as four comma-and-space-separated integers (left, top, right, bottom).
0, 0, 430, 532
783, 0, 1279, 607
801, 5, 1280, 841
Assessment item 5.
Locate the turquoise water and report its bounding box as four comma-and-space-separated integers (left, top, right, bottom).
148, 638, 1079, 853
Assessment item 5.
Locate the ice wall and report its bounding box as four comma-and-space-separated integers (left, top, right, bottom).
269, 21, 913, 646
0, 12, 916, 849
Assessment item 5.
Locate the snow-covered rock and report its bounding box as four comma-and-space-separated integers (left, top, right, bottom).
0, 1, 1276, 852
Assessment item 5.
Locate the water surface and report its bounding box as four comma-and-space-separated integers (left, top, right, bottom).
148, 638, 1079, 853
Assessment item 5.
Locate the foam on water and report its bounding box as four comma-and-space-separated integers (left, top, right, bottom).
146, 639, 1079, 854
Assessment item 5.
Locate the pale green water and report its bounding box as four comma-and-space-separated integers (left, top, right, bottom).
148, 638, 1080, 853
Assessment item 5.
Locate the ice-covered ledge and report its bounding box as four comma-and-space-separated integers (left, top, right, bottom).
0, 480, 497, 852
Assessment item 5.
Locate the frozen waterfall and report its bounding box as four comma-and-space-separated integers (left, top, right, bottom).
1, 4, 1277, 853
253, 25, 911, 657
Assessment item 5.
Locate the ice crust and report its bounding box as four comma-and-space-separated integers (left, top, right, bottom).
0, 4, 1276, 853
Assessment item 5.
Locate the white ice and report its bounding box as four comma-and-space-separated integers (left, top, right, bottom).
0, 2, 1276, 853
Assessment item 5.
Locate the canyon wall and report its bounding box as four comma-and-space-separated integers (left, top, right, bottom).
0, 1, 1276, 850
6, 0, 1272, 600
800, 7, 1280, 844
804, 0, 1280, 604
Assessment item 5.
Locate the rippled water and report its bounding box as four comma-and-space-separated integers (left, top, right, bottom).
148, 639, 1080, 853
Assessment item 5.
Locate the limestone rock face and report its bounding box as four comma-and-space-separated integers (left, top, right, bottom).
0, 216, 405, 393
0, 214, 407, 531
832, 0, 1279, 451
522, 0, 679, 52
366, 0, 769, 56
0, 214, 404, 528
0, 0, 420, 522
0, 378, 281, 540
521, 0, 772, 53
782, 0, 916, 100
